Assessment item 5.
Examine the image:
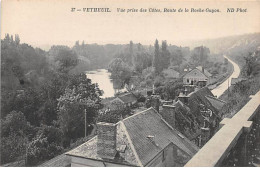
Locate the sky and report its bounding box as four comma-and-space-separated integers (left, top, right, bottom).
1, 0, 260, 48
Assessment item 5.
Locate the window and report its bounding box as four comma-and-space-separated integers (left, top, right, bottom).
187, 79, 189, 83
162, 150, 166, 161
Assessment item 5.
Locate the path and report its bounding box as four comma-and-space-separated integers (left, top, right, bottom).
211, 55, 240, 98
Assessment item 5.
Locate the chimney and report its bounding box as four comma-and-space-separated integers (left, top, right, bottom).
202, 67, 205, 73
178, 92, 190, 105
97, 122, 117, 159
151, 95, 160, 112
161, 105, 176, 128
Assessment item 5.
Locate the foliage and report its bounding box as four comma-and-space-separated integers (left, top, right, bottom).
160, 79, 184, 100
1, 111, 33, 137
97, 110, 121, 124
108, 58, 132, 84
57, 73, 102, 147
153, 40, 172, 74
153, 39, 161, 74
0, 111, 33, 164
161, 41, 171, 69
1, 35, 101, 165
220, 49, 260, 118
1, 132, 28, 164
190, 46, 210, 66
133, 51, 152, 73
98, 99, 131, 123
242, 51, 260, 76
54, 49, 78, 73
135, 93, 146, 103
170, 48, 183, 66
27, 126, 63, 166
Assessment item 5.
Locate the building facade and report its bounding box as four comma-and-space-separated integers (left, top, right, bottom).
183, 67, 212, 87
66, 108, 199, 167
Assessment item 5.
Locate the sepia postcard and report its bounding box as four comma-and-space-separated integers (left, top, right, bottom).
1, 0, 260, 167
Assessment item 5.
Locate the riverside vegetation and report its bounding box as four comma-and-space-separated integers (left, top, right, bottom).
2, 33, 256, 166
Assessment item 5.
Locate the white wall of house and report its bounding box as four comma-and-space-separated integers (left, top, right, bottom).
69, 143, 191, 167
70, 156, 133, 167
183, 69, 209, 85
146, 144, 182, 167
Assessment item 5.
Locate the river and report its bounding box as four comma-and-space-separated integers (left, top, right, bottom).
211, 55, 240, 98
87, 55, 239, 99
86, 69, 127, 98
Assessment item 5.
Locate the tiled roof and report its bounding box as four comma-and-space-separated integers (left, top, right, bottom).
173, 100, 201, 140
205, 95, 226, 111
122, 108, 199, 166
66, 107, 199, 167
66, 123, 139, 166
196, 66, 212, 77
182, 68, 208, 79
188, 87, 221, 120
117, 93, 137, 104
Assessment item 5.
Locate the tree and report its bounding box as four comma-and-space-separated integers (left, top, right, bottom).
15, 34, 20, 45
190, 46, 210, 66
57, 73, 102, 147
134, 51, 152, 73
10, 87, 42, 126
108, 58, 132, 84
4, 33, 10, 42
10, 35, 14, 43
55, 49, 78, 73
1, 132, 28, 164
82, 40, 85, 46
0, 111, 33, 164
153, 39, 161, 74
98, 100, 131, 123
243, 52, 260, 76
75, 40, 80, 47
129, 41, 134, 65
27, 125, 63, 166
162, 80, 183, 100
161, 41, 170, 70
1, 111, 32, 137
171, 48, 183, 66
97, 110, 121, 124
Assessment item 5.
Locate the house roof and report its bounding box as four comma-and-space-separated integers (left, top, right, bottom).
173, 100, 201, 140
117, 92, 137, 104
205, 95, 226, 111
182, 68, 208, 79
66, 122, 140, 166
187, 87, 221, 120
66, 108, 199, 167
122, 108, 199, 166
196, 66, 212, 77
182, 66, 212, 80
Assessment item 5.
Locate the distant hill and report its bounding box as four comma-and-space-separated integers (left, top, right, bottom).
187, 33, 260, 53
186, 33, 260, 67
41, 33, 260, 69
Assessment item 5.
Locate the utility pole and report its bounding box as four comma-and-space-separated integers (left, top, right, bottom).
85, 109, 87, 138
228, 78, 230, 98
25, 139, 28, 166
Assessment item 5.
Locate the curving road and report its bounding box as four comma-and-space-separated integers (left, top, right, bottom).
211, 55, 240, 98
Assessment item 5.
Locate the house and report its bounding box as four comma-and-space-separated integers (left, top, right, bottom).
66, 108, 199, 167
111, 92, 137, 107
174, 87, 225, 147
183, 66, 212, 87
147, 86, 225, 147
